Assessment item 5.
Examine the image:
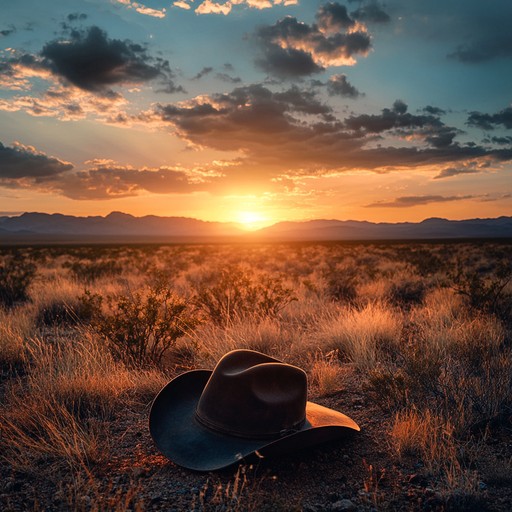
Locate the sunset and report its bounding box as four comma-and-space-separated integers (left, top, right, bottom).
1, 2, 512, 511
1, 0, 511, 224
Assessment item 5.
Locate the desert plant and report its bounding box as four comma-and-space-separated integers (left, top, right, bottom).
81, 284, 197, 365
317, 301, 403, 370
310, 350, 343, 395
449, 257, 512, 322
65, 259, 123, 284
192, 265, 296, 325
0, 255, 36, 308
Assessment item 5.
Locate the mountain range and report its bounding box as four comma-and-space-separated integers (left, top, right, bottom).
0, 212, 511, 242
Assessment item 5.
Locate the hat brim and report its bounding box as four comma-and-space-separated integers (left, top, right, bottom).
149, 369, 360, 471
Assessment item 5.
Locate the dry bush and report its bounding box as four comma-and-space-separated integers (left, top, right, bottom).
190, 264, 296, 326
317, 301, 403, 370
81, 283, 198, 366
369, 305, 512, 435
0, 254, 37, 309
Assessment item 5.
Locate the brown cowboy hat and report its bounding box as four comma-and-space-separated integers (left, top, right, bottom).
149, 349, 360, 471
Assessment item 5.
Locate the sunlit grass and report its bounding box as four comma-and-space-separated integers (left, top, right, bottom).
0, 241, 511, 508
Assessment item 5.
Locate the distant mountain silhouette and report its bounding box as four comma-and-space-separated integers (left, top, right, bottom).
255, 216, 512, 240
0, 212, 242, 241
0, 212, 511, 242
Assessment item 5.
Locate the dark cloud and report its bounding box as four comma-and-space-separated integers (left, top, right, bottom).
67, 13, 88, 21
350, 1, 390, 24
54, 167, 203, 200
316, 3, 355, 32
344, 100, 460, 148
215, 72, 242, 83
366, 195, 476, 208
39, 26, 181, 95
449, 34, 512, 63
192, 67, 213, 80
255, 5, 371, 78
1, 25, 16, 37
433, 166, 481, 180
149, 86, 512, 181
467, 106, 512, 130
327, 74, 362, 98
0, 141, 207, 199
192, 66, 241, 83
484, 135, 512, 145
422, 105, 446, 116
256, 43, 324, 78
0, 142, 73, 179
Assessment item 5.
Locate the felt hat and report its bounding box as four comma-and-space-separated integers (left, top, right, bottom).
149, 349, 360, 471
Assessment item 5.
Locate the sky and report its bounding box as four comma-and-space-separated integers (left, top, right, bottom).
0, 0, 511, 228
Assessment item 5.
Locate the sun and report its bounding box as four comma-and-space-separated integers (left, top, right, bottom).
236, 211, 268, 230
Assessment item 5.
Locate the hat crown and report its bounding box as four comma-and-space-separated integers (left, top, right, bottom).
196, 350, 307, 439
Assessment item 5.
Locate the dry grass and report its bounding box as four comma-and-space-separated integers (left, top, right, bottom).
0, 331, 166, 473
309, 350, 343, 396
316, 301, 403, 370
1, 241, 511, 508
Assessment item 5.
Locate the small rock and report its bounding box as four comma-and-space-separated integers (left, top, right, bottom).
478, 481, 487, 490
331, 498, 357, 511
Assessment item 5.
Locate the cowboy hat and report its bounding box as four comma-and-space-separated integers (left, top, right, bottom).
149, 349, 360, 471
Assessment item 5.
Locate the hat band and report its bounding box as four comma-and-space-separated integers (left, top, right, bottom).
194, 410, 306, 440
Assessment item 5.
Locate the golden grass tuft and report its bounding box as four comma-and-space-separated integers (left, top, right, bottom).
316, 301, 403, 370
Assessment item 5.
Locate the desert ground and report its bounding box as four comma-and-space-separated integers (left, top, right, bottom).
1, 240, 512, 511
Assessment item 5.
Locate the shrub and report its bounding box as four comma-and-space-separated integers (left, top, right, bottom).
192, 265, 296, 325
0, 255, 36, 308
388, 279, 427, 307
65, 259, 123, 284
81, 284, 197, 365
449, 257, 512, 322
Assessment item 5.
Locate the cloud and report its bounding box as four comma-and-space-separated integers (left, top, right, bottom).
316, 3, 355, 33
484, 135, 512, 145
174, 0, 298, 15
0, 26, 185, 120
53, 167, 203, 199
147, 85, 512, 185
350, 1, 390, 24
255, 3, 371, 78
216, 72, 242, 83
344, 100, 461, 148
422, 105, 446, 116
449, 33, 512, 63
192, 67, 214, 80
467, 106, 512, 130
114, 0, 166, 18
1, 25, 16, 37
0, 142, 73, 180
0, 142, 211, 199
366, 194, 477, 208
327, 74, 362, 98
39, 26, 179, 94
0, 84, 129, 121
433, 166, 481, 180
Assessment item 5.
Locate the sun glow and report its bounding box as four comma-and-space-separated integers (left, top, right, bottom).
236, 211, 269, 230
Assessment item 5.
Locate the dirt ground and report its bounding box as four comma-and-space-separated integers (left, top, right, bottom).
2, 367, 512, 512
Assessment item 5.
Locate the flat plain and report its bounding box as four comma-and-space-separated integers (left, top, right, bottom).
1, 240, 512, 511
